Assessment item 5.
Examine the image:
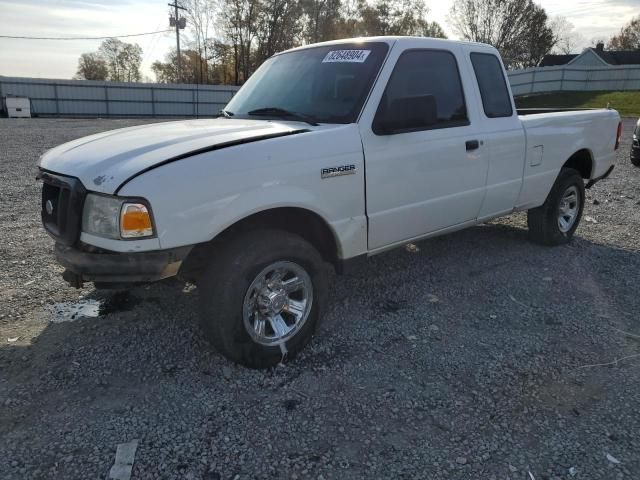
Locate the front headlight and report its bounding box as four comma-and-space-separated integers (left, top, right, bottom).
82, 193, 155, 239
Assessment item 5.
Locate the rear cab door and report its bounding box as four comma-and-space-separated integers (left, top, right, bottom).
461, 44, 526, 219
359, 39, 490, 251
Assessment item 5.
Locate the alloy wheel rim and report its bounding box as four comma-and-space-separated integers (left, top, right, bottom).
558, 185, 580, 233
242, 261, 313, 346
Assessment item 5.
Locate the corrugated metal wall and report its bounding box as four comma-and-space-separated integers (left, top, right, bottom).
508, 65, 640, 96
0, 76, 240, 117
2, 67, 638, 117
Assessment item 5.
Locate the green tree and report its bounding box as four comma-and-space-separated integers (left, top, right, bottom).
449, 0, 555, 69
219, 0, 261, 84
75, 39, 143, 82
183, 0, 218, 83
98, 38, 143, 82
254, 0, 303, 66
301, 0, 342, 43
152, 49, 209, 83
74, 52, 108, 80
608, 15, 640, 50
207, 40, 236, 84
506, 4, 555, 68
421, 21, 446, 39
212, 0, 446, 84
335, 0, 445, 39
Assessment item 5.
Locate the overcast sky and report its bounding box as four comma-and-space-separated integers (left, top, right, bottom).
0, 0, 638, 80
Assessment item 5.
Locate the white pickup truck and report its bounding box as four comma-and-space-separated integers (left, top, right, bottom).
38, 37, 622, 368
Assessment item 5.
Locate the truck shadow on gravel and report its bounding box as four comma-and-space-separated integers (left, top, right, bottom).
2, 222, 640, 478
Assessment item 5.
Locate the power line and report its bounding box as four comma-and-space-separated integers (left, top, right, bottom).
142, 23, 164, 66
0, 30, 173, 41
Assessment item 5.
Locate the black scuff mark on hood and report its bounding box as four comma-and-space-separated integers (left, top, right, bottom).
113, 128, 310, 194
93, 175, 107, 186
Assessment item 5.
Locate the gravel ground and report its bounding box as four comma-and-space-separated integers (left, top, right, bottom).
1, 117, 639, 480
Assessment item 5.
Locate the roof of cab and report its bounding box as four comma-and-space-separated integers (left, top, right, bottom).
279, 36, 496, 55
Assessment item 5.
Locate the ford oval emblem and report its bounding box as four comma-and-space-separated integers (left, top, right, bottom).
45, 200, 54, 215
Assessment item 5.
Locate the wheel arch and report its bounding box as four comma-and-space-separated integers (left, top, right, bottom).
180, 207, 342, 280
562, 149, 594, 179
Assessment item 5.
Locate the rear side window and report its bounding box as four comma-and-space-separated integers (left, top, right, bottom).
375, 49, 469, 132
470, 53, 513, 118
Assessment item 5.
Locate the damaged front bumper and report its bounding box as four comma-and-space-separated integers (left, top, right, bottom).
55, 243, 193, 288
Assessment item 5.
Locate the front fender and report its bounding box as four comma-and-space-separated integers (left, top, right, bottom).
118, 124, 368, 259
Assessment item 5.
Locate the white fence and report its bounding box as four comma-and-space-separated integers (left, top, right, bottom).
2, 67, 639, 117
508, 65, 640, 96
0, 76, 240, 117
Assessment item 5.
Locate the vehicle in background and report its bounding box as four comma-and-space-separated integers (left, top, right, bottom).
38, 37, 622, 368
632, 118, 640, 166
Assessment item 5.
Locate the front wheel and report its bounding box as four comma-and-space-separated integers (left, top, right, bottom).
197, 229, 328, 369
527, 168, 585, 246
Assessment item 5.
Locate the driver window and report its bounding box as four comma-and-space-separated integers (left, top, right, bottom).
375, 49, 469, 131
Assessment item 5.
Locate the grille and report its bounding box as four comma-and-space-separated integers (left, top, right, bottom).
40, 171, 86, 246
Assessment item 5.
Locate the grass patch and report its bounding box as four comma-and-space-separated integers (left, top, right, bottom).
515, 91, 640, 117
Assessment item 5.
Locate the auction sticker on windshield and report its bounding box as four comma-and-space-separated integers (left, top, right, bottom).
322, 50, 371, 63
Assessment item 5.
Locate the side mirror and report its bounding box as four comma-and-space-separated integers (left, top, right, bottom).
374, 94, 438, 135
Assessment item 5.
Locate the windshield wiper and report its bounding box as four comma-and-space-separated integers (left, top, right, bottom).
247, 107, 319, 126
217, 109, 234, 118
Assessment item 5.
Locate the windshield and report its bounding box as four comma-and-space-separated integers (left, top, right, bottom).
224, 42, 390, 124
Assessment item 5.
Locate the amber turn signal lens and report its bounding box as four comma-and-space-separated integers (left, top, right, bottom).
120, 203, 153, 238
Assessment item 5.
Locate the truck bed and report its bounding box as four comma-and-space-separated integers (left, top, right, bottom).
515, 107, 619, 210
517, 107, 600, 116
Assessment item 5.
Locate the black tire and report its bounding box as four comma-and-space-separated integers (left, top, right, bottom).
527, 168, 585, 246
632, 155, 640, 167
197, 229, 328, 369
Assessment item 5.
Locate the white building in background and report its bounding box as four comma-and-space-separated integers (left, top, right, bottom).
540, 42, 640, 68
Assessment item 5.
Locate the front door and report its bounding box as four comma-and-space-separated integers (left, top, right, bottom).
360, 43, 490, 250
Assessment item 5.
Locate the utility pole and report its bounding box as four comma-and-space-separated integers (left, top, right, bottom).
168, 1, 186, 82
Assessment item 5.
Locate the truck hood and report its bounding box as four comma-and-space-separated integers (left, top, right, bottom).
38, 119, 309, 194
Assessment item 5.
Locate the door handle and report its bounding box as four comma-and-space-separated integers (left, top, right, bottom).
466, 140, 480, 151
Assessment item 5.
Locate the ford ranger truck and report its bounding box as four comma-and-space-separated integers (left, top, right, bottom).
38, 37, 622, 368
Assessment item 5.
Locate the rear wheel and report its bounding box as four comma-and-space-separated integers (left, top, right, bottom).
197, 229, 328, 369
632, 155, 640, 167
527, 168, 585, 246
